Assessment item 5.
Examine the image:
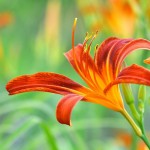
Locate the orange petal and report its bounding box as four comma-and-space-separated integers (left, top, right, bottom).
65, 44, 94, 73
95, 37, 131, 79
95, 38, 131, 68
104, 64, 150, 92
56, 94, 83, 125
94, 37, 118, 70
65, 44, 101, 89
6, 72, 84, 95
114, 39, 150, 75
65, 44, 83, 73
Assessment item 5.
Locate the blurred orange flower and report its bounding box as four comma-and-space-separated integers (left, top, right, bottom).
6, 19, 150, 126
101, 0, 139, 37
78, 0, 139, 37
0, 12, 13, 28
117, 132, 148, 150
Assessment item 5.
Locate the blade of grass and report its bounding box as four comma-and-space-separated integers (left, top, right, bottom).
40, 122, 59, 150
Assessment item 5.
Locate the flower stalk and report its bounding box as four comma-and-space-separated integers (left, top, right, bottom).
121, 109, 150, 149
122, 84, 150, 148
121, 84, 140, 122
120, 109, 142, 137
140, 114, 150, 149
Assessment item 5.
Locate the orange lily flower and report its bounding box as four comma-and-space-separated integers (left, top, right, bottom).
78, 0, 139, 37
6, 19, 150, 126
101, 0, 139, 37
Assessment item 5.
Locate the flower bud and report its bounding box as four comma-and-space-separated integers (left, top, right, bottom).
138, 85, 146, 114
138, 85, 146, 101
122, 84, 134, 105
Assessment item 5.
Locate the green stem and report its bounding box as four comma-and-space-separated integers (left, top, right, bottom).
121, 109, 142, 137
139, 115, 150, 149
141, 135, 150, 149
121, 109, 150, 149
128, 103, 140, 122
131, 132, 138, 150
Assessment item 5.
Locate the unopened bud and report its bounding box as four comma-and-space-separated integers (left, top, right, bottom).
138, 85, 146, 102
122, 84, 134, 105
138, 85, 146, 114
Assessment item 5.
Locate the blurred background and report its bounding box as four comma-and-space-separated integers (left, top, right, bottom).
0, 0, 150, 149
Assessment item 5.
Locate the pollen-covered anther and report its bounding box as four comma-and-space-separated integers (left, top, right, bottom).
95, 44, 99, 51
86, 31, 99, 53
83, 32, 92, 48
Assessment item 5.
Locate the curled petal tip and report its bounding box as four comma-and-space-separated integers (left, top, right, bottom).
106, 64, 150, 90
68, 121, 72, 127
56, 94, 83, 126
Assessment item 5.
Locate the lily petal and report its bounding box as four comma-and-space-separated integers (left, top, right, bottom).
65, 43, 104, 90
95, 37, 131, 81
56, 94, 83, 125
6, 72, 85, 95
64, 44, 83, 72
95, 38, 131, 69
94, 37, 119, 71
104, 64, 150, 92
65, 44, 95, 76
114, 39, 150, 75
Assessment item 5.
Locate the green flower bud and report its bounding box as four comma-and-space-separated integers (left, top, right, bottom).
138, 85, 146, 102
122, 84, 140, 122
138, 85, 146, 114
138, 101, 144, 114
122, 84, 134, 105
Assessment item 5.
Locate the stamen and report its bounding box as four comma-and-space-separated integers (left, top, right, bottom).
72, 18, 79, 71
71, 18, 82, 76
71, 18, 95, 89
72, 18, 77, 50
83, 32, 92, 48
87, 31, 98, 53
83, 31, 102, 90
71, 20, 100, 90
85, 31, 98, 73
